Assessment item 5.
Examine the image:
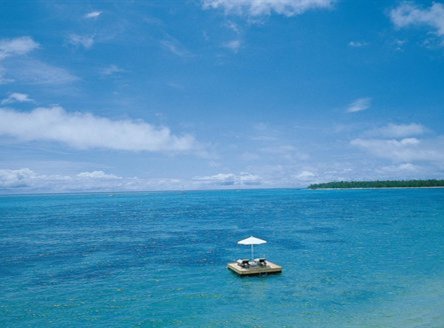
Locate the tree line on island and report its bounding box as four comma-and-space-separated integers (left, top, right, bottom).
308, 179, 444, 189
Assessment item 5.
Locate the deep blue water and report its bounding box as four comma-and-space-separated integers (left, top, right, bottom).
1, 188, 444, 327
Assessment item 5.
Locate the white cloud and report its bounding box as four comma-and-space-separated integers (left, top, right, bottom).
226, 21, 240, 33
223, 39, 242, 52
160, 39, 192, 58
351, 123, 444, 168
347, 97, 371, 113
202, 0, 333, 16
0, 36, 39, 60
294, 170, 315, 180
379, 163, 418, 173
0, 106, 199, 152
6, 58, 78, 85
239, 173, 262, 185
1, 92, 33, 105
0, 37, 76, 85
101, 64, 125, 76
84, 11, 102, 19
0, 168, 36, 188
69, 34, 95, 49
77, 171, 121, 179
393, 38, 407, 51
194, 172, 262, 186
397, 163, 417, 171
351, 137, 444, 163
348, 41, 368, 48
0, 168, 194, 193
369, 123, 426, 138
390, 2, 444, 36
0, 168, 179, 192
194, 173, 237, 185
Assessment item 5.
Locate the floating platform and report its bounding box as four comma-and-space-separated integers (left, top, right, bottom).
227, 261, 282, 276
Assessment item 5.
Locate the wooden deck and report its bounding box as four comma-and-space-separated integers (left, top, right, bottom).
227, 261, 282, 276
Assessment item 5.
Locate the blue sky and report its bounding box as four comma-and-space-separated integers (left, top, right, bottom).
1, 0, 444, 193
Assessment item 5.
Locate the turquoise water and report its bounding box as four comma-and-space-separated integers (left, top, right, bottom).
1, 188, 444, 327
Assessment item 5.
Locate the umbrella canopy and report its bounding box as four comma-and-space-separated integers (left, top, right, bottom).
237, 236, 267, 259
238, 236, 267, 245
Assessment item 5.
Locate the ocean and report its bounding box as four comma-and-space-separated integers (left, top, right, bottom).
1, 188, 444, 327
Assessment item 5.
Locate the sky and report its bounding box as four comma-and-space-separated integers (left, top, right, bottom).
0, 0, 444, 193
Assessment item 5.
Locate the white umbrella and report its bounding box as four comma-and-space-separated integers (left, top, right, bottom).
238, 236, 267, 260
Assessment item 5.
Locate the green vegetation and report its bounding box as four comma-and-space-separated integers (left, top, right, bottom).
308, 179, 444, 189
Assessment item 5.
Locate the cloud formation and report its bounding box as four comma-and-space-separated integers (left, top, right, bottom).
348, 41, 368, 48
379, 163, 418, 173
1, 92, 33, 105
369, 123, 425, 138
294, 170, 315, 180
69, 34, 95, 49
350, 122, 444, 177
0, 166, 221, 193
0, 168, 125, 192
390, 2, 444, 36
194, 172, 262, 186
351, 137, 444, 163
77, 170, 121, 179
0, 37, 77, 85
6, 58, 78, 85
0, 168, 36, 188
0, 107, 198, 152
202, 0, 333, 17
160, 39, 192, 58
0, 36, 39, 59
347, 97, 371, 113
101, 64, 125, 76
223, 39, 242, 52
84, 11, 102, 19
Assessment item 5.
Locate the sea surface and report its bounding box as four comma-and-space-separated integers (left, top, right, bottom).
1, 188, 444, 327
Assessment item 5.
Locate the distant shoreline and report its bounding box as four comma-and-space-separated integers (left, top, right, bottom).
308, 179, 444, 190
309, 186, 444, 190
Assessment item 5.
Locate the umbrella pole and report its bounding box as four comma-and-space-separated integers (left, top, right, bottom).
251, 244, 254, 260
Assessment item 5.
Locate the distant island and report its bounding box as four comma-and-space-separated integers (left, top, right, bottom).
308, 179, 444, 189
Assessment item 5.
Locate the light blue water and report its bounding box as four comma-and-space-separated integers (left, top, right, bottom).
1, 188, 444, 327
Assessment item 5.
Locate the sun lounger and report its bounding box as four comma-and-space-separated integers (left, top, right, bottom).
236, 259, 250, 268
254, 258, 267, 266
